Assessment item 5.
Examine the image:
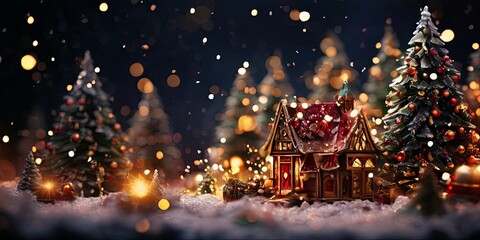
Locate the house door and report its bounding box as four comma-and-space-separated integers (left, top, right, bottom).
342, 175, 351, 198
279, 161, 292, 195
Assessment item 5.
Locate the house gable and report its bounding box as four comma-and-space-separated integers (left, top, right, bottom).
344, 109, 379, 153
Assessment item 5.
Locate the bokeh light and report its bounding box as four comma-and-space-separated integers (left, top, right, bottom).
99, 3, 108, 12
167, 74, 181, 88
440, 29, 455, 42
2, 135, 9, 143
299, 11, 310, 22
289, 9, 300, 21
137, 78, 154, 93
473, 42, 479, 50
27, 16, 34, 24
158, 199, 170, 210
129, 62, 144, 77
251, 9, 258, 17
21, 54, 37, 70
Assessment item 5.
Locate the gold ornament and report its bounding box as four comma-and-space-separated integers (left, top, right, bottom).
432, 89, 439, 96
418, 91, 425, 96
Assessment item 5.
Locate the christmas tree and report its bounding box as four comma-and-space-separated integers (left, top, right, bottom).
257, 53, 295, 136
463, 50, 480, 127
197, 166, 216, 195
381, 6, 476, 191
127, 86, 184, 184
407, 167, 445, 216
17, 151, 42, 192
307, 31, 358, 103
210, 70, 264, 180
363, 19, 403, 117
149, 169, 165, 201
40, 51, 132, 197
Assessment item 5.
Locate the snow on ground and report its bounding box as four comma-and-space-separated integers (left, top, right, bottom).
1, 180, 480, 239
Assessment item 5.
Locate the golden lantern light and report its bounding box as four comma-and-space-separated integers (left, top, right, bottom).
237, 115, 257, 132
129, 176, 149, 199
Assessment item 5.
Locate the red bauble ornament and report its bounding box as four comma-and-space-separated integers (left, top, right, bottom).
428, 49, 437, 56
110, 161, 118, 169
442, 56, 451, 62
450, 98, 458, 106
467, 156, 477, 164
66, 98, 74, 106
445, 130, 455, 141
67, 117, 73, 123
432, 109, 441, 117
395, 117, 403, 124
74, 122, 79, 129
457, 145, 465, 154
396, 151, 406, 162
46, 142, 53, 150
458, 127, 465, 135
71, 133, 80, 143
58, 112, 66, 118
408, 103, 416, 111
442, 90, 450, 98
437, 66, 445, 73
113, 123, 121, 131
268, 122, 274, 130
108, 113, 115, 119
78, 98, 86, 105
452, 75, 460, 82
407, 67, 417, 76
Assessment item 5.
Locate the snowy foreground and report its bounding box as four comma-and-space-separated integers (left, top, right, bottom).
1, 181, 480, 239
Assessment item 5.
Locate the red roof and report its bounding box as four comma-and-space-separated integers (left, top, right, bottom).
284, 102, 358, 154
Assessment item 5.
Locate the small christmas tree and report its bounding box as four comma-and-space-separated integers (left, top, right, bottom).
210, 69, 265, 179
381, 6, 476, 191
307, 31, 358, 103
149, 169, 165, 201
127, 86, 184, 183
17, 151, 42, 192
197, 167, 216, 195
363, 19, 403, 117
407, 167, 445, 216
257, 53, 295, 136
40, 51, 132, 197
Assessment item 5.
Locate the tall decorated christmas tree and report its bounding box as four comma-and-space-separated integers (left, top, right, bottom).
210, 69, 264, 180
381, 6, 477, 191
363, 19, 403, 117
127, 86, 184, 184
463, 50, 480, 127
307, 32, 358, 103
40, 51, 132, 197
257, 53, 295, 137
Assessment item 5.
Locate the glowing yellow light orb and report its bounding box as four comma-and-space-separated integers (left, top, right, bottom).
27, 16, 34, 24
130, 178, 149, 198
238, 115, 257, 132
156, 151, 164, 160
473, 42, 479, 50
195, 174, 203, 182
251, 9, 258, 17
21, 54, 37, 70
158, 199, 170, 210
2, 135, 10, 143
99, 3, 109, 12
440, 29, 455, 42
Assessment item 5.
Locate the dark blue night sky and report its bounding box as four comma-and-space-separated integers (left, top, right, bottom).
1, 0, 479, 174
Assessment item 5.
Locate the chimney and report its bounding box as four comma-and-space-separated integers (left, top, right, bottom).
336, 80, 355, 113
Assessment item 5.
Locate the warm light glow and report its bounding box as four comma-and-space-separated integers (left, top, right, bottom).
296, 112, 304, 119
372, 57, 380, 64
158, 199, 170, 210
66, 84, 73, 91
195, 174, 203, 182
2, 135, 10, 143
238, 115, 257, 132
473, 42, 479, 50
371, 129, 377, 136
32, 40, 38, 47
252, 104, 259, 112
27, 16, 34, 24
441, 172, 451, 181
430, 73, 438, 80
375, 42, 381, 49
137, 78, 154, 94
301, 102, 309, 109
238, 67, 247, 75
129, 62, 144, 77
21, 54, 37, 70
129, 178, 149, 198
299, 11, 310, 22
167, 74, 181, 88
156, 151, 164, 160
350, 109, 359, 118
135, 219, 150, 233
440, 29, 455, 42
230, 156, 244, 175
43, 181, 54, 191
241, 98, 251, 106
139, 106, 149, 117
359, 93, 368, 103
290, 102, 297, 108
190, 8, 196, 14
289, 9, 300, 21
35, 158, 42, 165
375, 118, 382, 125
368, 172, 374, 178
325, 46, 337, 57
243, 61, 250, 68
68, 150, 75, 157
220, 137, 226, 143
143, 169, 150, 175
99, 2, 108, 12
212, 164, 219, 171
251, 9, 258, 17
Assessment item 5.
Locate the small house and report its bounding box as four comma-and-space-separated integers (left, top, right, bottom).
260, 83, 381, 201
